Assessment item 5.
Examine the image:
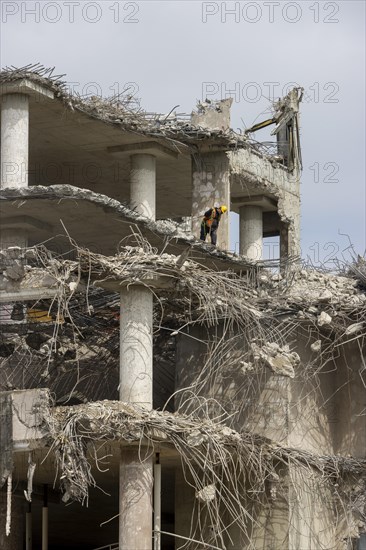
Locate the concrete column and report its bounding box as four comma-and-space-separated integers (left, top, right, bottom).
1, 93, 29, 250
1, 94, 29, 189
120, 154, 156, 549
192, 152, 230, 250
239, 205, 263, 260
119, 285, 154, 549
120, 285, 153, 407
119, 448, 153, 550
130, 154, 156, 220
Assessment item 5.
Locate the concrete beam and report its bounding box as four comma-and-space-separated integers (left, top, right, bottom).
0, 288, 58, 303
108, 140, 179, 159
231, 194, 277, 212
94, 274, 176, 293
0, 80, 54, 100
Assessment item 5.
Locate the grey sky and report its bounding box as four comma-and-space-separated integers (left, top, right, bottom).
1, 0, 365, 265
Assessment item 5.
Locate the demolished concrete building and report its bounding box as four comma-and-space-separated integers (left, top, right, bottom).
0, 64, 365, 550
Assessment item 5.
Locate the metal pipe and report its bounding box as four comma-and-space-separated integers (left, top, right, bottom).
25, 503, 32, 550
153, 454, 161, 550
42, 485, 48, 550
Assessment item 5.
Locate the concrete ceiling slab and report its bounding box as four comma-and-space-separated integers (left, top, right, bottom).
0, 186, 254, 272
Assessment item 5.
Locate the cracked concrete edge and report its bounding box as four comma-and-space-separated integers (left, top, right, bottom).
0, 184, 256, 269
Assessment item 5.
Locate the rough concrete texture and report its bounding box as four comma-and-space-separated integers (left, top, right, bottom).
239, 205, 263, 259
229, 147, 301, 258
10, 389, 49, 449
288, 466, 336, 549
119, 285, 153, 408
130, 154, 156, 220
191, 152, 230, 249
191, 98, 233, 131
0, 66, 364, 550
1, 94, 29, 189
119, 447, 153, 550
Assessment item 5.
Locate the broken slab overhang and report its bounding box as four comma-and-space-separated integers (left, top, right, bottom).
0, 185, 255, 272
0, 78, 54, 100
231, 195, 277, 212
0, 65, 296, 166
0, 389, 49, 472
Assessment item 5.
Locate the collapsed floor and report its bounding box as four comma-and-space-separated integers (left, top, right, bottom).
1, 239, 365, 549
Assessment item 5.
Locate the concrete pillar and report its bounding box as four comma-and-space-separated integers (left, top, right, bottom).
119, 153, 156, 549
130, 154, 156, 220
239, 205, 263, 260
1, 94, 29, 189
192, 152, 230, 250
119, 448, 153, 550
1, 93, 29, 250
120, 285, 153, 407
0, 493, 24, 550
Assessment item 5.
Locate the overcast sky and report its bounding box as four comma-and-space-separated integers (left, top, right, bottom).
1, 0, 365, 265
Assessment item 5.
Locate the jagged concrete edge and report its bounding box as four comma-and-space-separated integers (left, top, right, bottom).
0, 185, 255, 268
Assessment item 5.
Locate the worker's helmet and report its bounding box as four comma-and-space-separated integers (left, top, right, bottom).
221, 205, 228, 213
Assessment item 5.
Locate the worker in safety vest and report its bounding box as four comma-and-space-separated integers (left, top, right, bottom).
200, 205, 227, 246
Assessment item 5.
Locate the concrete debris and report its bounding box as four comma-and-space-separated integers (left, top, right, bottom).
240, 361, 254, 374
196, 484, 216, 503
310, 340, 322, 353
186, 430, 207, 447
318, 311, 332, 327
4, 260, 25, 281
251, 342, 299, 378
319, 289, 333, 303
345, 322, 364, 336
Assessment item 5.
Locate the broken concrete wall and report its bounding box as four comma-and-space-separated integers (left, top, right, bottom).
333, 341, 366, 458
0, 389, 49, 455
287, 330, 337, 455
191, 98, 233, 132
191, 152, 230, 249
288, 466, 337, 550
229, 148, 301, 258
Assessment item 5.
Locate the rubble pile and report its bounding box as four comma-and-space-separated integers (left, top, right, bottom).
39, 397, 365, 547
258, 268, 366, 335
